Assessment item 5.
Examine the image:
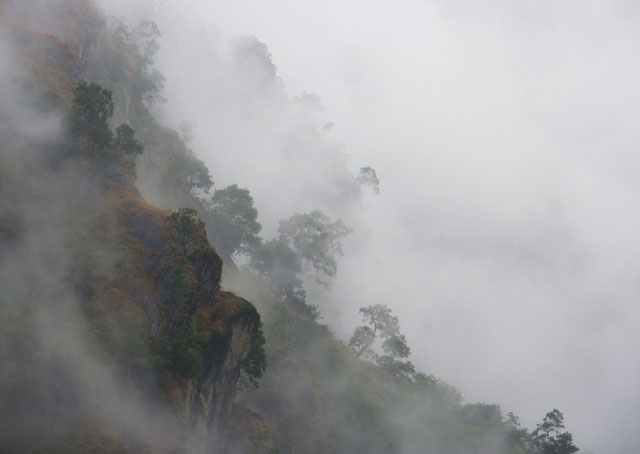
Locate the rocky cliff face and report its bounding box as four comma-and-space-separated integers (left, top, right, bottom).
185, 291, 260, 453
111, 187, 261, 453
0, 1, 262, 450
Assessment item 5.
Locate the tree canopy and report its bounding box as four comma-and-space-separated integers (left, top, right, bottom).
529, 409, 579, 454
205, 184, 262, 259
115, 123, 144, 156
349, 304, 415, 378
249, 237, 322, 321
250, 238, 302, 294
132, 20, 165, 105
182, 151, 213, 194
240, 323, 267, 387
278, 210, 351, 285
71, 81, 114, 149
169, 207, 205, 256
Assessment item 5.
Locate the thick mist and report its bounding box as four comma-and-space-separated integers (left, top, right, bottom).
97, 1, 640, 452
0, 14, 187, 450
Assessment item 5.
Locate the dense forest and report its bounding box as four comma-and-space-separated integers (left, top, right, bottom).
0, 0, 582, 453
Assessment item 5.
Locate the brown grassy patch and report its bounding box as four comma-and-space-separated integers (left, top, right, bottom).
107, 186, 170, 222
198, 291, 255, 338
5, 23, 77, 101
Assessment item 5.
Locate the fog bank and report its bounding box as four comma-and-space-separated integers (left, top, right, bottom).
98, 1, 640, 452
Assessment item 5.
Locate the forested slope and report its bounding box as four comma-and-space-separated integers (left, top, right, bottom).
0, 1, 579, 453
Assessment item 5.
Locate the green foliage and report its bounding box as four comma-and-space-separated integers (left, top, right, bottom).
381, 333, 411, 358
278, 210, 351, 285
107, 17, 165, 107
375, 355, 416, 377
70, 83, 144, 161
241, 323, 267, 387
169, 207, 205, 256
410, 372, 463, 405
348, 325, 375, 358
349, 304, 400, 358
250, 238, 302, 293
281, 283, 321, 321
4, 6, 582, 452
377, 331, 415, 377
115, 123, 144, 156
223, 267, 575, 454
186, 155, 213, 193
460, 403, 503, 427
137, 68, 166, 106
132, 20, 161, 72
152, 325, 205, 381
529, 409, 579, 454
205, 184, 262, 259
168, 264, 194, 300
140, 125, 213, 205
349, 304, 415, 378
71, 81, 114, 149
505, 412, 532, 453
173, 149, 214, 194
248, 225, 325, 320
357, 166, 380, 194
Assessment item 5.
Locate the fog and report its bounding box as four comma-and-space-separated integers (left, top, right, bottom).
94, 0, 639, 452
0, 13, 187, 449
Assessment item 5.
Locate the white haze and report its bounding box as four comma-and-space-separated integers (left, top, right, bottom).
0, 11, 190, 449
98, 1, 640, 452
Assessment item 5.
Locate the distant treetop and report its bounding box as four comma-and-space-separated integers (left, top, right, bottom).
357, 167, 380, 194
278, 210, 351, 285
71, 81, 114, 149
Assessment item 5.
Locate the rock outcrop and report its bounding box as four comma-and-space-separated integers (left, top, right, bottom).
185, 291, 260, 453
112, 187, 260, 453
0, 2, 262, 451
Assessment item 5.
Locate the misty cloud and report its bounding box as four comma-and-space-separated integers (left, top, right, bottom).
15, 0, 640, 451
0, 21, 184, 450
102, 2, 640, 452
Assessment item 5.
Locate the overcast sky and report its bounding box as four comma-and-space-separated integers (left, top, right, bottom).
99, 1, 640, 451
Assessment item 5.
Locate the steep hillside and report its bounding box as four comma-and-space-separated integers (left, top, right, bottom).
221, 268, 531, 454
0, 1, 261, 452
0, 1, 580, 454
